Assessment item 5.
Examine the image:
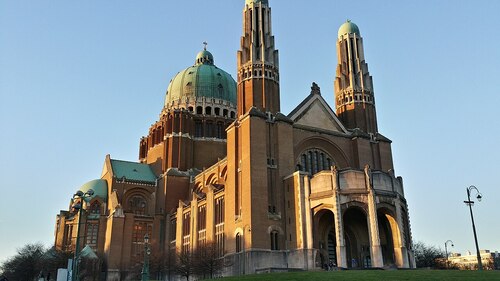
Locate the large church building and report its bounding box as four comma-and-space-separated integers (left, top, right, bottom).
54, 0, 415, 279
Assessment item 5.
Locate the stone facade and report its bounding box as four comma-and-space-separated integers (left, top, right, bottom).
54, 1, 415, 280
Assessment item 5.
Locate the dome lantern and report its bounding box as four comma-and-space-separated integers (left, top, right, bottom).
338, 20, 360, 39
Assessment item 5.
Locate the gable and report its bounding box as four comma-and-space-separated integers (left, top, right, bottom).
289, 94, 347, 134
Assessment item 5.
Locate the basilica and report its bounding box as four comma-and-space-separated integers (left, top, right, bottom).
54, 0, 415, 279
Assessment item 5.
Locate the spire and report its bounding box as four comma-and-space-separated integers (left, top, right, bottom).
334, 21, 378, 133
237, 0, 280, 116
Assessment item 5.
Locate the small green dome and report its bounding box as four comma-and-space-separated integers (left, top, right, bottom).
246, 0, 268, 5
78, 179, 108, 202
195, 50, 214, 65
338, 20, 360, 39
165, 50, 237, 107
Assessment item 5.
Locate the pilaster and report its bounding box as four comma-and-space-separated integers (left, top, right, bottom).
395, 196, 409, 268
364, 165, 383, 267
331, 166, 347, 268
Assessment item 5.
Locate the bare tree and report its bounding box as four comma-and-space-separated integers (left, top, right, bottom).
413, 241, 445, 268
175, 249, 194, 281
0, 243, 45, 281
193, 241, 227, 279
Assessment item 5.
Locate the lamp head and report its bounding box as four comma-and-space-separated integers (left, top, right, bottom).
477, 193, 482, 202
144, 233, 150, 244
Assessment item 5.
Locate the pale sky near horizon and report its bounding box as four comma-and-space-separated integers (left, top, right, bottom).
1, 0, 499, 264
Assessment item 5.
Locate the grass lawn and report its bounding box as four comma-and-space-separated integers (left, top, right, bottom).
211, 270, 500, 281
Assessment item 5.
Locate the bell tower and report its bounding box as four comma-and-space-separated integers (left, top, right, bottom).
334, 20, 378, 134
237, 0, 280, 116
226, 0, 294, 256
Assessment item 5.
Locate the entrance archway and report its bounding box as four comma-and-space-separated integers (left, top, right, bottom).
378, 207, 402, 267
343, 207, 370, 268
313, 209, 337, 268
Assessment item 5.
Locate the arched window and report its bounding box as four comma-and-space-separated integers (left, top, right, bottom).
270, 231, 279, 250
129, 195, 147, 216
196, 106, 203, 115
205, 106, 212, 115
89, 201, 100, 215
298, 148, 334, 175
236, 233, 242, 253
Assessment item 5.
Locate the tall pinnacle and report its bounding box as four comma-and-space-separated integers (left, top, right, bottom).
237, 0, 280, 115
334, 20, 378, 133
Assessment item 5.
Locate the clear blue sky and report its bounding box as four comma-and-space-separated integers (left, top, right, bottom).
1, 0, 499, 263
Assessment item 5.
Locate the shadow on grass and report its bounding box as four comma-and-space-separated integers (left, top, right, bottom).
205, 269, 500, 281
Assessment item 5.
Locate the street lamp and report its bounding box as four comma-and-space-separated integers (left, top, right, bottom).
444, 240, 454, 269
464, 185, 483, 271
141, 233, 151, 281
71, 189, 94, 281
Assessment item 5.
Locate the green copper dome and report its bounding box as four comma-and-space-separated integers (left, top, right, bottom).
246, 0, 268, 5
165, 50, 237, 108
78, 179, 108, 202
338, 20, 360, 39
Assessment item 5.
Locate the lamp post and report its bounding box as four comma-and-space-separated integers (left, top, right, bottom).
141, 234, 151, 281
444, 240, 454, 269
464, 185, 483, 271
71, 189, 94, 281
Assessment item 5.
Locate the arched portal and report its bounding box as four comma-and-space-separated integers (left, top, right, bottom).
378, 207, 403, 267
343, 207, 370, 268
313, 209, 337, 268
378, 213, 395, 266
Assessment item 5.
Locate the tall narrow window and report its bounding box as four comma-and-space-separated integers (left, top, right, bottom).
215, 196, 225, 257
182, 212, 191, 254
195, 120, 203, 137
132, 222, 152, 261
301, 154, 307, 172
216, 122, 225, 139
170, 217, 177, 250
206, 121, 214, 138
85, 223, 99, 251
236, 233, 242, 253
198, 205, 207, 247
270, 231, 279, 250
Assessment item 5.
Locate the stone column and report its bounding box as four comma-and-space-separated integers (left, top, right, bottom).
365, 165, 383, 267
331, 166, 347, 268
